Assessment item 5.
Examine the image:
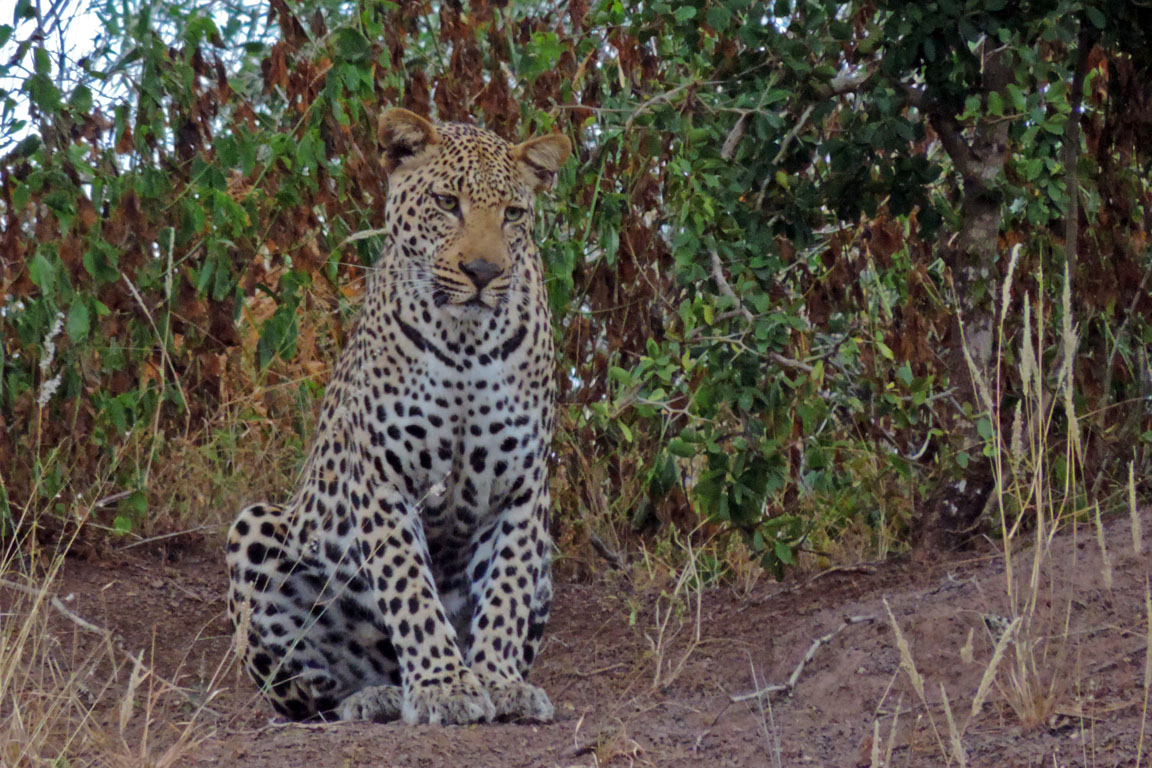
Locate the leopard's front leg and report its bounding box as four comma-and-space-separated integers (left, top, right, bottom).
466, 485, 554, 722
361, 486, 494, 725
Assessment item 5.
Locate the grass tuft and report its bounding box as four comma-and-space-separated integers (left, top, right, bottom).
643, 531, 705, 690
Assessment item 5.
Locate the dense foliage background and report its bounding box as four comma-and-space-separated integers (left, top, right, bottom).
1, 0, 1150, 571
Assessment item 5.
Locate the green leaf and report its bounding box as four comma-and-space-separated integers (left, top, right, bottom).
11, 135, 40, 159
69, 85, 92, 114
66, 301, 90, 342
334, 27, 371, 62
608, 365, 631, 385
28, 252, 55, 293
125, 489, 147, 514
987, 91, 1004, 117
12, 182, 30, 211
83, 241, 120, 285
257, 304, 300, 368
976, 417, 994, 441
25, 72, 62, 113
33, 46, 51, 74
774, 539, 795, 565
296, 132, 316, 170
1084, 6, 1105, 28
705, 7, 730, 29
1006, 83, 1026, 113
896, 362, 913, 387
673, 6, 696, 21
668, 438, 696, 458
526, 31, 565, 75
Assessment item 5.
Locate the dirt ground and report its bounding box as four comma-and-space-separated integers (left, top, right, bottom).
11, 506, 1152, 768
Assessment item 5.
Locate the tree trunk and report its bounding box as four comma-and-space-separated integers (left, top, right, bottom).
914, 44, 1013, 551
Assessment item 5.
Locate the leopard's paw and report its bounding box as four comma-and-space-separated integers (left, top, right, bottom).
488, 679, 554, 723
337, 684, 403, 722
402, 671, 494, 726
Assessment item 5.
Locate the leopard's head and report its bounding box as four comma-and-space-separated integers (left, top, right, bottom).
378, 108, 570, 313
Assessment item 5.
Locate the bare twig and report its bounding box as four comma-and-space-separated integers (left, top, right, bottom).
1064, 23, 1099, 277
693, 699, 733, 753
93, 490, 133, 508
0, 577, 108, 635
1099, 256, 1152, 416
572, 662, 628, 679
720, 113, 747, 161
897, 81, 985, 190
826, 66, 872, 96
758, 563, 879, 603
731, 614, 878, 701
709, 249, 754, 323
587, 532, 625, 570
773, 104, 815, 165
117, 524, 215, 551
622, 79, 701, 135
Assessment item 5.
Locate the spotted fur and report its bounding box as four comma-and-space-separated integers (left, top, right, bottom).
225, 109, 571, 725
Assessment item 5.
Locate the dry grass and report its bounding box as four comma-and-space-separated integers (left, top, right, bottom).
1, 562, 107, 766
881, 246, 1152, 764
868, 698, 902, 768
640, 532, 705, 691
0, 519, 231, 767
973, 254, 1081, 729
141, 394, 317, 537
0, 305, 302, 765
883, 598, 951, 762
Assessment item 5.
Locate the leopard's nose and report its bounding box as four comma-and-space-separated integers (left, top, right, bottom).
460, 258, 503, 289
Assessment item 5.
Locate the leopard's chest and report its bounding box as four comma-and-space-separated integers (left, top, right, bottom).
350, 320, 552, 539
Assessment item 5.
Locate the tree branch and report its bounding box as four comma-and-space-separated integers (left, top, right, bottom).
824, 66, 872, 97
898, 81, 985, 191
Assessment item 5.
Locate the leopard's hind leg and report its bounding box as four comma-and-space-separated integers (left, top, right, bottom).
226, 502, 402, 721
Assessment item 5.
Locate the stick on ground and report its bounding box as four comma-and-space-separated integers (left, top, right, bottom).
731, 614, 877, 702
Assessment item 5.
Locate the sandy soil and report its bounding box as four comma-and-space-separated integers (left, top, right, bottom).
8, 506, 1151, 768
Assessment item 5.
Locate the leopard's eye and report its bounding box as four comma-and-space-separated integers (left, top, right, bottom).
432, 193, 459, 214
504, 206, 527, 224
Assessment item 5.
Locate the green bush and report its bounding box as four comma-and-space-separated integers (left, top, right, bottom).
1, 0, 1149, 568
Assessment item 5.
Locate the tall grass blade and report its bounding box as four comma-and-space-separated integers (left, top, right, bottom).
1131, 461, 1144, 556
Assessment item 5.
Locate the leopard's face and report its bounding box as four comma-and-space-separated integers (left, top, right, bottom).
381, 121, 566, 315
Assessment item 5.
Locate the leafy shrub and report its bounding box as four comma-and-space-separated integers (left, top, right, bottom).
1, 0, 1149, 568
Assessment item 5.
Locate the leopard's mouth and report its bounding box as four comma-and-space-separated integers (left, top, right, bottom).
464, 295, 489, 308
433, 286, 501, 310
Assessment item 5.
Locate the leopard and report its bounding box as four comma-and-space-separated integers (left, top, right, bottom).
225, 108, 571, 726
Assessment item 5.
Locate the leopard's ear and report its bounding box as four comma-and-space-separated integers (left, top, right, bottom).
378, 108, 440, 174
512, 134, 571, 192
